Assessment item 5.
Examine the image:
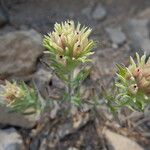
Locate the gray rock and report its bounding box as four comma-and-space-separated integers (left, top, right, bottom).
103, 129, 144, 150
57, 112, 91, 139
82, 2, 95, 19
92, 4, 107, 21
39, 138, 47, 150
51, 75, 66, 89
140, 39, 150, 53
0, 29, 44, 79
68, 147, 79, 150
0, 106, 38, 128
50, 101, 60, 119
105, 27, 126, 46
0, 128, 24, 150
123, 19, 150, 54
138, 7, 150, 20
58, 123, 73, 139
82, 6, 92, 18
33, 68, 52, 98
124, 19, 149, 38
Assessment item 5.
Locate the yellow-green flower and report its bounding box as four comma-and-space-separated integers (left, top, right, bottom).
43, 20, 95, 64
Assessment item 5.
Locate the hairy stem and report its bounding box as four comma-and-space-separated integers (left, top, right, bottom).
67, 70, 74, 102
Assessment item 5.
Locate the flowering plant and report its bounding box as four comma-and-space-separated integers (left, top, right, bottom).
0, 81, 39, 114
104, 53, 150, 111
43, 20, 95, 105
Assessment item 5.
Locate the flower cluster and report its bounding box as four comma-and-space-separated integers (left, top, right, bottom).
0, 81, 24, 106
105, 53, 150, 111
0, 81, 39, 113
126, 53, 150, 96
43, 20, 95, 67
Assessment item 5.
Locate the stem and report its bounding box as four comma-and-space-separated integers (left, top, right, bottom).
67, 70, 74, 102
67, 70, 78, 115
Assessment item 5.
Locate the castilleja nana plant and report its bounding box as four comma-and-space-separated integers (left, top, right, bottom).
105, 53, 150, 112
43, 20, 95, 105
0, 81, 40, 114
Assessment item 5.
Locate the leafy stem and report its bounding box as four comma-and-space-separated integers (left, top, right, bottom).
67, 70, 74, 102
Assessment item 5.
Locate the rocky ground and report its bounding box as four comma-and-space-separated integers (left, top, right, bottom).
0, 0, 150, 150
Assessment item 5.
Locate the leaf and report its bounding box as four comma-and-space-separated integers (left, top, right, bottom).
136, 52, 140, 66
116, 64, 126, 78
115, 83, 126, 90
116, 73, 126, 84
73, 68, 90, 88
141, 53, 146, 66
66, 58, 81, 73
130, 56, 136, 68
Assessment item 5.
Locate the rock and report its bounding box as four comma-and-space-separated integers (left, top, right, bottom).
105, 27, 126, 46
57, 122, 73, 139
50, 101, 60, 119
92, 4, 107, 21
82, 6, 92, 18
0, 25, 16, 36
39, 138, 47, 150
51, 75, 66, 89
124, 19, 149, 38
57, 112, 91, 139
0, 106, 38, 128
82, 2, 94, 19
81, 103, 92, 112
138, 7, 150, 20
33, 68, 52, 98
140, 39, 150, 53
0, 128, 24, 150
103, 129, 144, 150
123, 19, 150, 54
68, 147, 79, 150
29, 138, 40, 150
0, 8, 8, 27
0, 29, 44, 79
